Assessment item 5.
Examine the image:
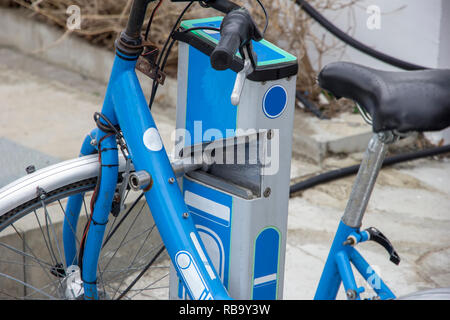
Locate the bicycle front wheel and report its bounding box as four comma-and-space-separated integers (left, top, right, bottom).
0, 155, 169, 300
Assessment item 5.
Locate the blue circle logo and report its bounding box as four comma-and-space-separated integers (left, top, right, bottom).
262, 85, 288, 119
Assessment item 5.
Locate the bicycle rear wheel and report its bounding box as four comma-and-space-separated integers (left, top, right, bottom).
0, 155, 169, 300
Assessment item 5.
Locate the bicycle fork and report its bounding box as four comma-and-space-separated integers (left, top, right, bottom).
314, 132, 398, 300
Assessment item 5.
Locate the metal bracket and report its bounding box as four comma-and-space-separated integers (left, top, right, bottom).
117, 157, 132, 212
177, 131, 268, 198
136, 57, 166, 85
135, 43, 166, 85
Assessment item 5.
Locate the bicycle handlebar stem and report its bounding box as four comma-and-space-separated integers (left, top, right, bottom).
125, 0, 154, 39
117, 0, 155, 57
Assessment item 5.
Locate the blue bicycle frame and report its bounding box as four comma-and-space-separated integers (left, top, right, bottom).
314, 221, 395, 300
62, 49, 231, 300
314, 133, 397, 300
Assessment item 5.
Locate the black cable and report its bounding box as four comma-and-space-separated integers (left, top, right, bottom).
294, 0, 428, 71
145, 0, 164, 41
157, 1, 195, 76
148, 1, 195, 110
94, 112, 119, 135
94, 112, 129, 161
159, 27, 221, 70
160, 38, 177, 71
255, 0, 269, 36
290, 144, 450, 194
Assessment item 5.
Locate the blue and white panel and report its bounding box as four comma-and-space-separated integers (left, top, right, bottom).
252, 227, 280, 300
178, 178, 233, 299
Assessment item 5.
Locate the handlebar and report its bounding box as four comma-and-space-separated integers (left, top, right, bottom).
172, 1, 262, 71
210, 7, 262, 71
210, 9, 251, 70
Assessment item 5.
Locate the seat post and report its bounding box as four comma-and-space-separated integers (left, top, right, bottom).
341, 131, 395, 228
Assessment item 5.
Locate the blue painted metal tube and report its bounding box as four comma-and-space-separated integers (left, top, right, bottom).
349, 248, 396, 300
335, 250, 360, 300
79, 131, 98, 156
63, 130, 99, 267
80, 77, 120, 299
314, 221, 357, 300
82, 133, 119, 300
63, 194, 83, 267
109, 54, 231, 300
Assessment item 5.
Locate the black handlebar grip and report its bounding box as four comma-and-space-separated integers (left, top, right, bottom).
210, 33, 241, 70
210, 8, 254, 71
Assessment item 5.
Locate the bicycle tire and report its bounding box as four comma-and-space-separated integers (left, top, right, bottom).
0, 155, 169, 300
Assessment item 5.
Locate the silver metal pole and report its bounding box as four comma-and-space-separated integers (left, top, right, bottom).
341, 132, 394, 228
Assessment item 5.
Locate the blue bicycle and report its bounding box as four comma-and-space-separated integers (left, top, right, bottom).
0, 0, 449, 300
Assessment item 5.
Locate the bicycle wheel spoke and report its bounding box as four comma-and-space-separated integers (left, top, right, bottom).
0, 272, 55, 299
117, 245, 166, 300
40, 201, 66, 292
0, 289, 20, 300
82, 197, 90, 220
101, 224, 157, 262
23, 277, 63, 299
2, 212, 66, 298
57, 200, 82, 250
103, 192, 145, 248
43, 208, 58, 265
0, 259, 37, 267
33, 211, 57, 266
0, 241, 53, 269
128, 272, 169, 299
99, 233, 162, 286
41, 200, 65, 269
109, 260, 169, 299
101, 200, 146, 275
9, 224, 57, 287
111, 222, 156, 299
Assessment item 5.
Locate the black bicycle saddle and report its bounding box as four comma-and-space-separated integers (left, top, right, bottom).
318, 62, 450, 133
